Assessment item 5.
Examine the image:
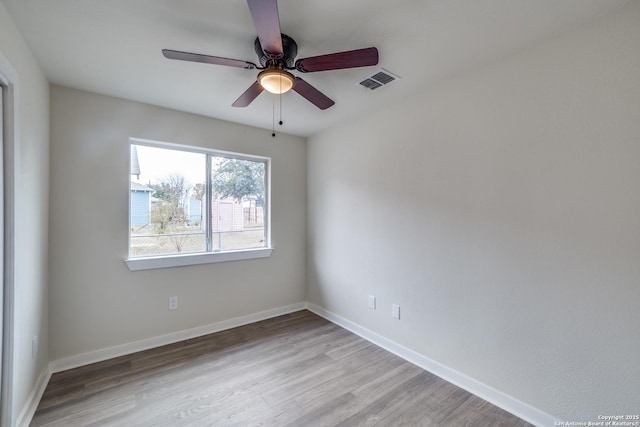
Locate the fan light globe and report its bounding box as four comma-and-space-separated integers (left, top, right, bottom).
258, 69, 295, 94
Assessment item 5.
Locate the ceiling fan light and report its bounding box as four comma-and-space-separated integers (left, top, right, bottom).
258, 69, 295, 94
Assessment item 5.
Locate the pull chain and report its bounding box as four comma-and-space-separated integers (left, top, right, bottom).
271, 94, 276, 137
279, 88, 283, 126
271, 76, 285, 137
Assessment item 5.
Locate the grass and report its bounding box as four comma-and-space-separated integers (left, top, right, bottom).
130, 222, 265, 257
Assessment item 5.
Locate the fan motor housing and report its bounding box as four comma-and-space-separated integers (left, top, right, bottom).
255, 34, 298, 68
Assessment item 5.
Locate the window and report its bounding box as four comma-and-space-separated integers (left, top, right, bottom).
126, 139, 271, 271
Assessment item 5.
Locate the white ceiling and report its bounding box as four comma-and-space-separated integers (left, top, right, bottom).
2, 0, 630, 137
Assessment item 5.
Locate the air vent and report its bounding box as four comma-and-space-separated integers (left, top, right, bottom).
357, 68, 399, 91
359, 79, 383, 90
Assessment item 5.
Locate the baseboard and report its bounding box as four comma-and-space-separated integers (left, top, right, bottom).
306, 303, 557, 427
49, 302, 306, 373
16, 366, 51, 427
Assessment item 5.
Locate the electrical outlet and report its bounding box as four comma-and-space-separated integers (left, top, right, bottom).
392, 304, 400, 320
32, 336, 38, 358
368, 295, 376, 309
169, 296, 178, 310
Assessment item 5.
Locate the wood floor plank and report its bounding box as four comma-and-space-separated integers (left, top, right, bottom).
265, 346, 394, 410
31, 310, 533, 427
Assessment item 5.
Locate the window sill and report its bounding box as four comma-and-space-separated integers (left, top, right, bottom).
125, 248, 273, 271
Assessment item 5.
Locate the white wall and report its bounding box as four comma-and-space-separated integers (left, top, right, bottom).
307, 2, 640, 422
49, 86, 306, 361
0, 2, 50, 425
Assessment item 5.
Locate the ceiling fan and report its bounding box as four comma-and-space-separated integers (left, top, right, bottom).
162, 0, 379, 110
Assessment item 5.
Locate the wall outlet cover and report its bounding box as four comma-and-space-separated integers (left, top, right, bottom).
392, 304, 400, 319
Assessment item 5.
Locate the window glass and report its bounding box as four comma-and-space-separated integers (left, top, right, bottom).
130, 141, 268, 258
211, 157, 266, 252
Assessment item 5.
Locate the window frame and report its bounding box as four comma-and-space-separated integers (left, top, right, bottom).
125, 138, 272, 271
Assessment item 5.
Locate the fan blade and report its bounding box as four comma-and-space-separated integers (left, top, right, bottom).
247, 0, 283, 56
163, 49, 257, 69
292, 78, 335, 110
295, 47, 378, 73
232, 81, 264, 107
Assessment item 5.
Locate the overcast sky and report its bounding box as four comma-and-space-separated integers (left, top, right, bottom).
132, 144, 206, 187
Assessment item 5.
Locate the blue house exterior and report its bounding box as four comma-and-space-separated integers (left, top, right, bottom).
130, 182, 153, 227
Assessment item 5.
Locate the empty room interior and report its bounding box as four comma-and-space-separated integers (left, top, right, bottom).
1, 0, 639, 426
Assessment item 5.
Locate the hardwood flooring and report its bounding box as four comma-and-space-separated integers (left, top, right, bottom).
31, 310, 533, 426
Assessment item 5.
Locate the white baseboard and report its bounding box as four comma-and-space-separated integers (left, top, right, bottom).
306, 303, 558, 427
16, 366, 51, 427
49, 302, 306, 373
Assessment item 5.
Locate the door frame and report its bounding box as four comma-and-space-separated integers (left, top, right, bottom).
0, 52, 17, 427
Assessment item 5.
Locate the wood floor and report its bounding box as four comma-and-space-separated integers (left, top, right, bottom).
31, 310, 533, 426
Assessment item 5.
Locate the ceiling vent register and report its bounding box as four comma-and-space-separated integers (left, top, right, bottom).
358, 69, 399, 91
